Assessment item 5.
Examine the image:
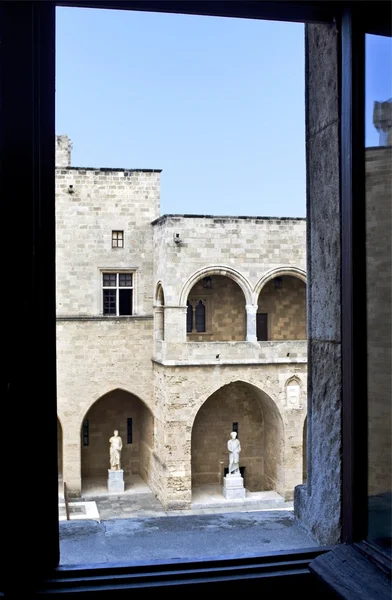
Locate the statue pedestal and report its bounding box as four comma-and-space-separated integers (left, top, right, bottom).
222, 473, 246, 499
108, 469, 125, 493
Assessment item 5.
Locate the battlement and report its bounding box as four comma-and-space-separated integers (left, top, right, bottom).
56, 134, 72, 167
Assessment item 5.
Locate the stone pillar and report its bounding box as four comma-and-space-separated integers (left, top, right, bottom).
162, 420, 192, 510
154, 304, 164, 341
294, 23, 342, 546
245, 304, 258, 342
163, 306, 187, 343
62, 428, 82, 497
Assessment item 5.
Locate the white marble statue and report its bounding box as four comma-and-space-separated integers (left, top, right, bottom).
109, 429, 123, 470
227, 431, 241, 475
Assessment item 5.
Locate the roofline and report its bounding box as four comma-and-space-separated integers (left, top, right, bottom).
56, 166, 162, 173
152, 214, 306, 225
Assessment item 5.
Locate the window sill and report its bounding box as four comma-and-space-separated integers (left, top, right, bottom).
37, 547, 332, 595
309, 543, 392, 600
56, 315, 153, 321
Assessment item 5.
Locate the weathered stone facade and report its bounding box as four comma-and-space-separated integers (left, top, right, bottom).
56, 134, 308, 507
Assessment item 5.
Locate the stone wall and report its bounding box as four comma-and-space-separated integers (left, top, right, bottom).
139, 403, 155, 485
155, 339, 307, 365
153, 362, 307, 509
56, 166, 160, 316
56, 318, 154, 495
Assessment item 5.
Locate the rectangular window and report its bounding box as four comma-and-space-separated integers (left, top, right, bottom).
112, 230, 124, 248
194, 300, 206, 332
102, 272, 133, 316
187, 297, 209, 334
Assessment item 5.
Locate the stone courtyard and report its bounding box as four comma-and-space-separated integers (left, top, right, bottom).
56, 134, 308, 511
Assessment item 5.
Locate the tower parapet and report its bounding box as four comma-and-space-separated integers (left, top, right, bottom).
56, 134, 72, 167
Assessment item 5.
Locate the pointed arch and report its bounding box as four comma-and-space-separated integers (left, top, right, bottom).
285, 374, 302, 387
80, 387, 154, 488
154, 281, 165, 305
190, 380, 285, 495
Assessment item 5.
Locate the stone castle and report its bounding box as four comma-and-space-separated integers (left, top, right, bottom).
55, 134, 308, 508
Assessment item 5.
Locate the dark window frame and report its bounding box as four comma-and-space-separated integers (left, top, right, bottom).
102, 271, 133, 316
256, 312, 268, 341
1, 0, 390, 595
127, 417, 133, 444
112, 230, 124, 248
186, 300, 193, 333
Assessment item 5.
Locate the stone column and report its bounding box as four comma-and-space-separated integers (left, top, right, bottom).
154, 304, 164, 341
163, 306, 187, 343
62, 427, 82, 497
245, 304, 258, 342
163, 420, 192, 510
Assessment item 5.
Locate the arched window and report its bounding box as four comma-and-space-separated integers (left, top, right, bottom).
186, 301, 193, 333
195, 300, 206, 332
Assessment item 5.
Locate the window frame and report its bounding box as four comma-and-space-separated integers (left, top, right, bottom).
1, 0, 390, 595
101, 270, 134, 316
111, 230, 124, 248
187, 296, 211, 335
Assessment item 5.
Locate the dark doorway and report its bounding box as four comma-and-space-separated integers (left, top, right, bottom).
257, 313, 268, 341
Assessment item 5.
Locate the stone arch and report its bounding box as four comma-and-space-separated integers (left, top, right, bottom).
80, 387, 154, 490
188, 374, 282, 428
190, 380, 285, 496
254, 266, 306, 300
154, 282, 165, 341
179, 265, 253, 307
154, 281, 165, 305
255, 267, 307, 341
76, 383, 153, 423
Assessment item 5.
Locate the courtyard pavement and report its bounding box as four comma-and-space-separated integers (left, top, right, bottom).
58, 475, 319, 566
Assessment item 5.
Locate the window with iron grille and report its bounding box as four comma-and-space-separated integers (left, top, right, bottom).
102, 272, 133, 316
112, 230, 124, 248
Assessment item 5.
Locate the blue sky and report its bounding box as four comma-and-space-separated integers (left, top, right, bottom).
55, 8, 391, 218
